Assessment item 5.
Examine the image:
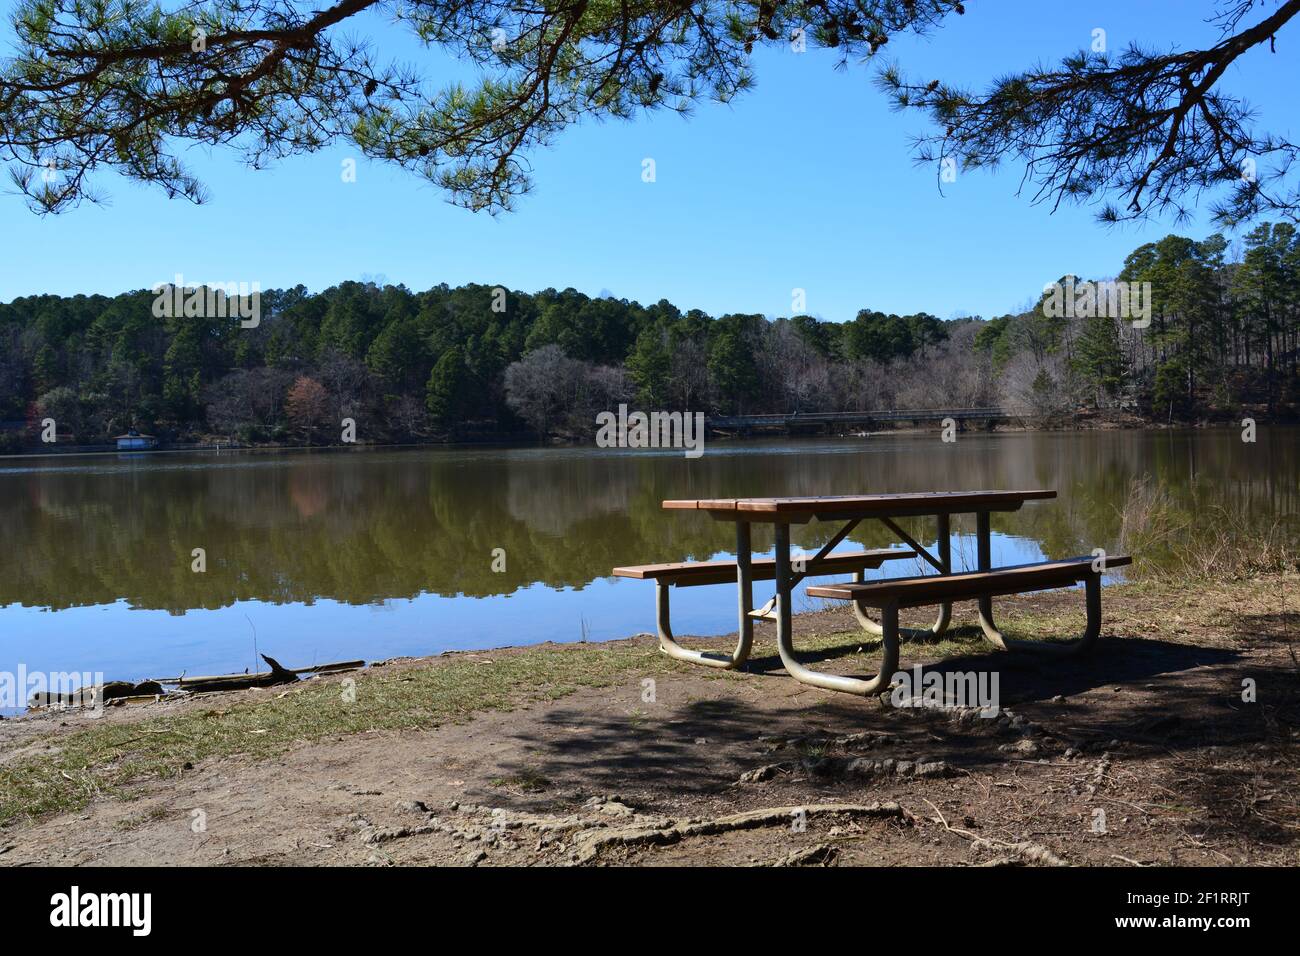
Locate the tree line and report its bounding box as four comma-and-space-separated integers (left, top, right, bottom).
0, 224, 1296, 450
980, 222, 1300, 421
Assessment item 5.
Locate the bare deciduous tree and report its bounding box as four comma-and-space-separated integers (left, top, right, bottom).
504, 344, 631, 437
205, 367, 294, 436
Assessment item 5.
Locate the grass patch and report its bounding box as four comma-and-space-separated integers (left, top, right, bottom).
0, 641, 684, 826
114, 806, 172, 832
799, 624, 1074, 667
489, 770, 552, 793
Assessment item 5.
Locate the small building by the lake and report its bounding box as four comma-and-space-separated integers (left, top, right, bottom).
115, 430, 157, 451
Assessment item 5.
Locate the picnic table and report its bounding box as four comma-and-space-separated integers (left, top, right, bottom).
613, 490, 1131, 698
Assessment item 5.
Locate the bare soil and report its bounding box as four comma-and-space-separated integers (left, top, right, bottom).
1, 577, 1296, 867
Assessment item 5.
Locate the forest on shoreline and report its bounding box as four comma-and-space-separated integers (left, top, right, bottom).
2, 223, 1298, 452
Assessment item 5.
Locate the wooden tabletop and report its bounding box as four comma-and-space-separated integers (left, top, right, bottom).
663, 489, 1056, 520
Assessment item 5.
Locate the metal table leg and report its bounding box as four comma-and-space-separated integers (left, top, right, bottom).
774, 522, 898, 696
975, 509, 1001, 644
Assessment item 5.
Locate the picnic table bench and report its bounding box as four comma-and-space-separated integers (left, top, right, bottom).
614, 548, 916, 668
613, 490, 1131, 698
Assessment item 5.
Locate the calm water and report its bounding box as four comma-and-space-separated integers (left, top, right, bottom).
1, 429, 1295, 705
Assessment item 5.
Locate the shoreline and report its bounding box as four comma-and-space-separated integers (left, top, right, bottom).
1, 572, 1295, 866
2, 417, 1294, 462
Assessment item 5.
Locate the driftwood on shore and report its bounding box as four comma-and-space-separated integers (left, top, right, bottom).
167, 656, 365, 693
27, 656, 366, 710
27, 680, 164, 709
168, 654, 300, 693
151, 658, 365, 689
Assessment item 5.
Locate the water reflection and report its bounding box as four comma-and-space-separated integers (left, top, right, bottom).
0, 429, 1294, 687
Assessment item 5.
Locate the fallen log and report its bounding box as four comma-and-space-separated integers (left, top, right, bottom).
152, 658, 364, 685
294, 660, 365, 675
175, 654, 299, 693
28, 680, 164, 710
28, 657, 362, 710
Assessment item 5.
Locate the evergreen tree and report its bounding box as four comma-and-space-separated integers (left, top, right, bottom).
426, 346, 466, 427
9, 1, 1298, 226
626, 326, 673, 407
707, 325, 758, 414
367, 317, 427, 396
1073, 314, 1125, 407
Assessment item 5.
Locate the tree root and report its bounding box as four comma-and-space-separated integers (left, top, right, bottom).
922, 798, 1067, 867
770, 843, 839, 867
570, 801, 913, 864
975, 843, 1068, 867
366, 797, 913, 864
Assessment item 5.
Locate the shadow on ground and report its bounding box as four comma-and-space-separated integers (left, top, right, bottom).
484, 628, 1274, 806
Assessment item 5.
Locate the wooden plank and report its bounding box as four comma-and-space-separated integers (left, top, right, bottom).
613, 548, 915, 586
664, 490, 1055, 517
807, 555, 1131, 608
662, 498, 738, 510
737, 490, 1056, 514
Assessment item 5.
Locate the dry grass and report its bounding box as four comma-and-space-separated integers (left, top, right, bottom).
0, 619, 1020, 825
0, 641, 684, 826
1119, 475, 1298, 582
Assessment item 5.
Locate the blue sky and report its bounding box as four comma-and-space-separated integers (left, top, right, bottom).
2, 0, 1296, 321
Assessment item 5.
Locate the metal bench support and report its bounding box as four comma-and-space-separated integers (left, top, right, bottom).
654, 523, 754, 669
979, 572, 1102, 655
851, 512, 952, 641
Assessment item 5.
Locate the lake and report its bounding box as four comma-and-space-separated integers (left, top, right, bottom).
1, 428, 1294, 707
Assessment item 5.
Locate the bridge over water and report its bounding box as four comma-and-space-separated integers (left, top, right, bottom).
705, 408, 1015, 433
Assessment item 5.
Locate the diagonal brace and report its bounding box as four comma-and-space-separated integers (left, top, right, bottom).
879, 517, 945, 573
788, 518, 861, 589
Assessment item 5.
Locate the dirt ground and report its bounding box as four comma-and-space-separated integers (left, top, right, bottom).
1, 578, 1296, 867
